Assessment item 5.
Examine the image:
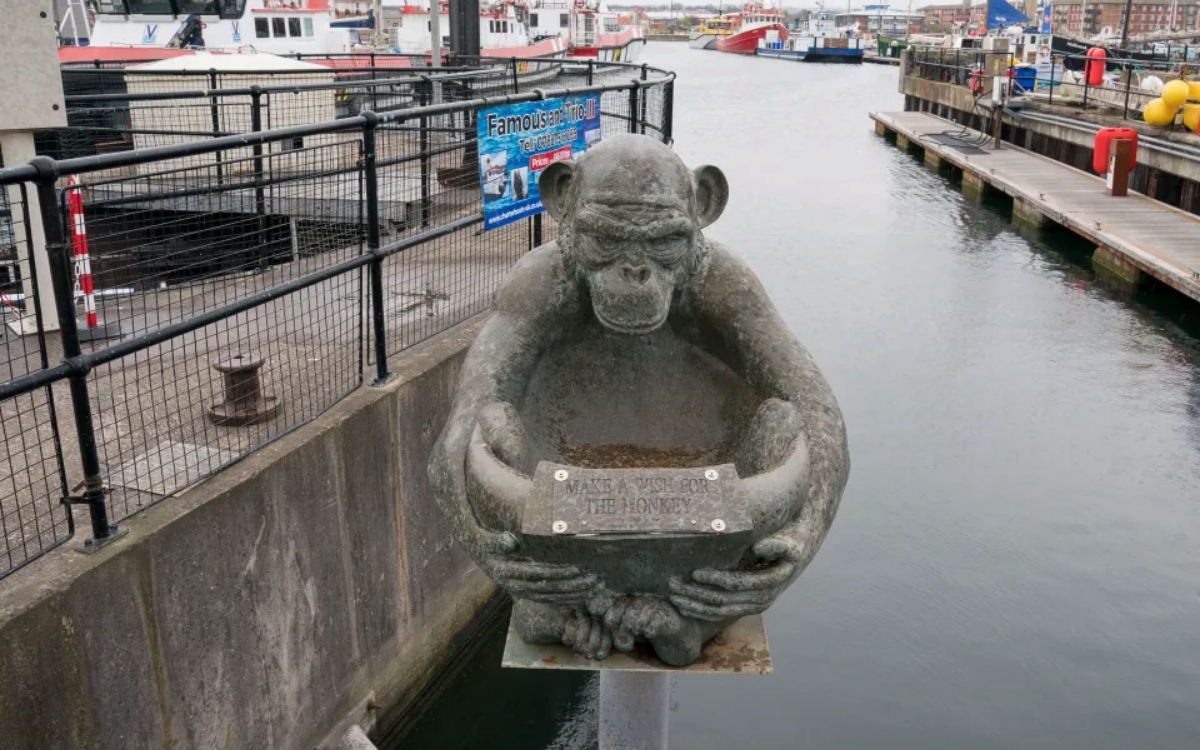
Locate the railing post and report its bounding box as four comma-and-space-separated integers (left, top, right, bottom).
511, 57, 520, 93
663, 79, 674, 145
1082, 67, 1090, 109
250, 85, 268, 272
362, 112, 392, 385
532, 213, 543, 248
587, 59, 594, 86
639, 64, 648, 135
1122, 61, 1132, 120
1048, 56, 1054, 106
29, 157, 120, 550
628, 83, 639, 134
208, 68, 224, 185
419, 77, 432, 229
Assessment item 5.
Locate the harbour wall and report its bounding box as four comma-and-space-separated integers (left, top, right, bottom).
897, 61, 1200, 216
0, 319, 496, 750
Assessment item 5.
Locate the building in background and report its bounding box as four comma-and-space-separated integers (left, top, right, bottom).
836, 5, 924, 35
1050, 0, 1200, 36
919, 2, 987, 32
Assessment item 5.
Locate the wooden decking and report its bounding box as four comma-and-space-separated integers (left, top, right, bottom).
870, 110, 1200, 302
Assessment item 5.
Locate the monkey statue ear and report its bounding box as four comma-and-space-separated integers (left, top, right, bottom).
693, 165, 729, 229
538, 161, 576, 220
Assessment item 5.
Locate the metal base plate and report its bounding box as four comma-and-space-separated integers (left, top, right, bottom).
501, 614, 772, 675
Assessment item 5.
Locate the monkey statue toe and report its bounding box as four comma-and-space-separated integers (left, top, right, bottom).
429, 134, 849, 666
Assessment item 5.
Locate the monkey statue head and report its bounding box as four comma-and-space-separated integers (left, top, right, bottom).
540, 134, 729, 335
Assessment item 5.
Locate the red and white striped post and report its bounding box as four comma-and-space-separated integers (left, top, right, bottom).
65, 175, 99, 330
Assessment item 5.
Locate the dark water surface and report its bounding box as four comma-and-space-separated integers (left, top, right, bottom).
386, 43, 1200, 750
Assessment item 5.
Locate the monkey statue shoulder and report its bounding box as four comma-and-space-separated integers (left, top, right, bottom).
429, 134, 849, 667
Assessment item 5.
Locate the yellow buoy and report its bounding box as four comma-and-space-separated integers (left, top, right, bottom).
1189, 79, 1200, 101
1142, 98, 1177, 126
1184, 103, 1200, 134
1162, 79, 1190, 108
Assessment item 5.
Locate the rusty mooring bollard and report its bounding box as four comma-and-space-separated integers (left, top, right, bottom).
207, 352, 280, 426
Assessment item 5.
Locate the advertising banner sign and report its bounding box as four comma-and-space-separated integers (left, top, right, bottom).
476, 94, 602, 230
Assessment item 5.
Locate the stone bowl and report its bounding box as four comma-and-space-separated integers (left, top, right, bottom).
464, 326, 809, 595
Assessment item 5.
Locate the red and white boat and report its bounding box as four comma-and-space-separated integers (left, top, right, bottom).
716, 1, 787, 55
527, 0, 645, 62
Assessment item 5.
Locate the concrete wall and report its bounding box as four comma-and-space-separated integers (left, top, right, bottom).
0, 319, 496, 750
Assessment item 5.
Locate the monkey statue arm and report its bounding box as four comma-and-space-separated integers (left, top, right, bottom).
429, 244, 599, 605
669, 244, 851, 622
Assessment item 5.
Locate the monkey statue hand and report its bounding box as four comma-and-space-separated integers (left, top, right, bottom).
473, 402, 600, 606
668, 536, 803, 622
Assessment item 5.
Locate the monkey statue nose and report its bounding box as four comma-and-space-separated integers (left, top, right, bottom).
621, 264, 651, 285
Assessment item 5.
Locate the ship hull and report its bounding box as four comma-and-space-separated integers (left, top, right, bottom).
716, 24, 788, 54
568, 28, 646, 63
757, 46, 863, 63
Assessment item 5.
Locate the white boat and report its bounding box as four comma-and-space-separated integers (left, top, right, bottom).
82, 0, 367, 56
756, 8, 865, 63
526, 0, 644, 62
379, 0, 567, 63
67, 0, 567, 66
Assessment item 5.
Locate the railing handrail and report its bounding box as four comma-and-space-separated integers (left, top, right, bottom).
61, 67, 506, 104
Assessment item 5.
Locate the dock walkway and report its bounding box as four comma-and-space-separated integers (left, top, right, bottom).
870, 111, 1200, 303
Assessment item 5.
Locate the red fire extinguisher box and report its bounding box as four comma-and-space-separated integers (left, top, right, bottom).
1094, 128, 1138, 175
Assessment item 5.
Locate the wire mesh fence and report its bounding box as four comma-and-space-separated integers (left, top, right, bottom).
0, 155, 73, 577
0, 59, 674, 579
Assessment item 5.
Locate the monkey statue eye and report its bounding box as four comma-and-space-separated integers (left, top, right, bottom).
577, 233, 623, 267
644, 235, 690, 266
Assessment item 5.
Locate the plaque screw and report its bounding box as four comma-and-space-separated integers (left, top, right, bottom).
552, 520, 568, 533
711, 519, 726, 532
690, 519, 697, 525
705, 469, 719, 481
582, 520, 588, 525
554, 469, 569, 481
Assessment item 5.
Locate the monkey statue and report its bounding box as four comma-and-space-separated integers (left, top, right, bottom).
429, 134, 849, 666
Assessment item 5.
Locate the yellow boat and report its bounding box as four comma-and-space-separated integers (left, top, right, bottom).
689, 15, 735, 50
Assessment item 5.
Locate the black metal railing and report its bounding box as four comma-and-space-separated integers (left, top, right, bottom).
43, 57, 647, 162
908, 45, 1197, 124
0, 60, 675, 579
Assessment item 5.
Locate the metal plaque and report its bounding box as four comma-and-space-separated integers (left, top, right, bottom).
525, 462, 746, 536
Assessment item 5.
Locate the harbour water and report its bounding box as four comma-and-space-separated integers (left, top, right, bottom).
386, 42, 1200, 749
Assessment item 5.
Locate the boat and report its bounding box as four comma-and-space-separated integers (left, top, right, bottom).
689, 14, 735, 50
382, 0, 568, 70
65, 0, 567, 70
756, 8, 864, 63
79, 0, 370, 56
527, 0, 645, 62
716, 2, 788, 55
1049, 34, 1175, 71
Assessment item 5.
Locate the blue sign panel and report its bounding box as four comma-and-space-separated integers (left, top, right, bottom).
476, 95, 602, 231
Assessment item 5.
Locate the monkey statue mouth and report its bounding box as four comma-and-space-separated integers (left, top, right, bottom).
591, 300, 671, 335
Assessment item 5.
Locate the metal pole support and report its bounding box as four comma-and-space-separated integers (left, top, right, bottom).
361, 111, 393, 385
250, 86, 268, 272
599, 672, 669, 750
30, 156, 123, 551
